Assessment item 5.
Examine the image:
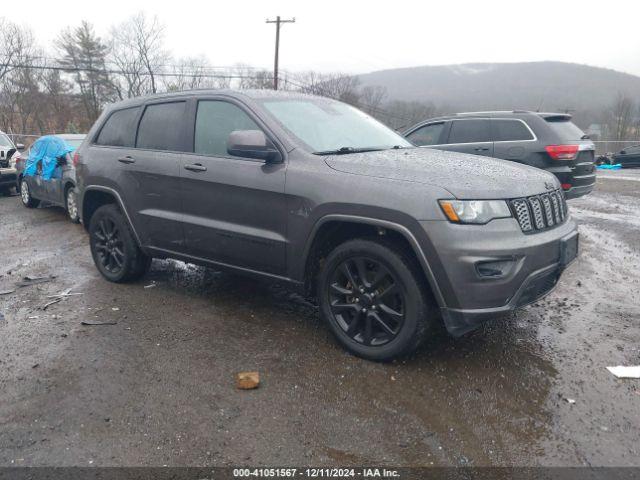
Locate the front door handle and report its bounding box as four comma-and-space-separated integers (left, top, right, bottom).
118, 156, 135, 164
474, 147, 490, 152
184, 163, 207, 172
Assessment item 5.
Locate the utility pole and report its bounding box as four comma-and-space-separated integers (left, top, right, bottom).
266, 16, 295, 90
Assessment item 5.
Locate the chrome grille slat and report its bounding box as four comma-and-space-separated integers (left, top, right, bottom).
528, 196, 545, 230
511, 189, 567, 234
540, 194, 554, 226
550, 193, 561, 224
511, 199, 532, 232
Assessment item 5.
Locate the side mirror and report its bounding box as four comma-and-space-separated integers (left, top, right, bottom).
227, 130, 281, 163
16, 143, 25, 151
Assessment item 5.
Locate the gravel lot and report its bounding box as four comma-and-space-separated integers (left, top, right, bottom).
0, 170, 639, 467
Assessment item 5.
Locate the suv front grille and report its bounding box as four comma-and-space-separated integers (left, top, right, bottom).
510, 190, 567, 233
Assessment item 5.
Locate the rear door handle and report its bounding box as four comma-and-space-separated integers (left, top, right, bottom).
184, 163, 207, 172
474, 147, 490, 152
117, 156, 135, 164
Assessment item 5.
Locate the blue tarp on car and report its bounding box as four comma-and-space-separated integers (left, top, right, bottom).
24, 135, 75, 180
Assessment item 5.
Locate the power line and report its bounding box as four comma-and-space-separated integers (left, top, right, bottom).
0, 61, 413, 123
0, 62, 265, 80
266, 16, 295, 90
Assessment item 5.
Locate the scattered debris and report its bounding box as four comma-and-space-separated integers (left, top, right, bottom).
16, 275, 57, 288
606, 366, 640, 379
81, 320, 117, 326
42, 298, 62, 310
565, 398, 576, 404
42, 288, 83, 310
27, 315, 39, 320
32, 363, 39, 369
236, 371, 260, 390
144, 283, 157, 289
0, 289, 16, 295
0, 312, 5, 322
111, 307, 120, 311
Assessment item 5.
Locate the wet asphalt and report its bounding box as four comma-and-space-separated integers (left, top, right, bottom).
0, 170, 638, 467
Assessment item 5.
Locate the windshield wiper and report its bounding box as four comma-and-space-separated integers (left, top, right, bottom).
313, 146, 386, 155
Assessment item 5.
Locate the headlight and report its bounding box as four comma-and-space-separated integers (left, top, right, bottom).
439, 199, 512, 224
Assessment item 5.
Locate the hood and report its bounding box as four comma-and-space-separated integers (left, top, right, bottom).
324, 148, 559, 199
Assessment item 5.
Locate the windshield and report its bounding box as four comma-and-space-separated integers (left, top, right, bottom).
0, 133, 14, 148
259, 97, 412, 154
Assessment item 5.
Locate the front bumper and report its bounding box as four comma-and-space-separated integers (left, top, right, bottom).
419, 216, 578, 336
0, 167, 17, 188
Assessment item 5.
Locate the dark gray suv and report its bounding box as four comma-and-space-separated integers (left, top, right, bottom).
403, 111, 596, 199
75, 91, 579, 361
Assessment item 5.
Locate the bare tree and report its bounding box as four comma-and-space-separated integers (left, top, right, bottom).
234, 63, 272, 90
109, 19, 149, 99
291, 71, 361, 105
379, 100, 440, 130
128, 13, 168, 94
0, 19, 38, 132
164, 56, 231, 91
358, 85, 387, 116
609, 92, 635, 141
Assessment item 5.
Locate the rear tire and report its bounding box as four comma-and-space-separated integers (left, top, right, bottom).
89, 204, 151, 283
65, 187, 80, 223
20, 178, 40, 208
318, 238, 436, 361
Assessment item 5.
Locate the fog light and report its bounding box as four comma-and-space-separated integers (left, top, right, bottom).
476, 259, 515, 278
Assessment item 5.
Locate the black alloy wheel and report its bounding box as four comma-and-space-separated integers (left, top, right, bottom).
94, 217, 125, 274
319, 238, 435, 361
328, 256, 406, 347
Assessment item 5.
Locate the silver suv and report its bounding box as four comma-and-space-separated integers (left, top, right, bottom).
75, 90, 579, 360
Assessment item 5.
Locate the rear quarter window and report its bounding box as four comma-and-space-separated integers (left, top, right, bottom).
95, 107, 140, 147
545, 119, 586, 142
492, 119, 534, 141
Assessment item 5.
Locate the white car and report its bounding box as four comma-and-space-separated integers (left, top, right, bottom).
0, 131, 24, 196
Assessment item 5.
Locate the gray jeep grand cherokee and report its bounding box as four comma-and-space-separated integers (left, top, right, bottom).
75, 90, 578, 361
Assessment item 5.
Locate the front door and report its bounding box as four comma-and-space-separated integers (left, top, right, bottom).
180, 98, 288, 275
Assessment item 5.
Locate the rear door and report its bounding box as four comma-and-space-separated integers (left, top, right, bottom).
91, 102, 185, 252
179, 97, 288, 275
439, 119, 494, 157
491, 118, 537, 164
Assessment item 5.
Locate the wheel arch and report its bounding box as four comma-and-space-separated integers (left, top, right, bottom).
301, 215, 445, 308
81, 186, 142, 246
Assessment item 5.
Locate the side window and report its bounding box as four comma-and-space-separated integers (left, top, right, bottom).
136, 102, 187, 151
195, 100, 261, 157
492, 119, 534, 142
406, 123, 444, 146
448, 119, 491, 144
95, 107, 140, 147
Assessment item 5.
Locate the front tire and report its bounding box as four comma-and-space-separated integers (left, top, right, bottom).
20, 178, 40, 208
318, 238, 436, 361
89, 204, 151, 283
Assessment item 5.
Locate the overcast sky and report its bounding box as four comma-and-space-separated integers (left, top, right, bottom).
22, 0, 640, 76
